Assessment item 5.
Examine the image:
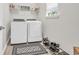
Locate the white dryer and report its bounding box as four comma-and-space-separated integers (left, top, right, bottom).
27, 21, 42, 42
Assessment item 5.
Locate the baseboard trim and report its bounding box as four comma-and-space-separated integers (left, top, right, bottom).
1, 39, 9, 55
1, 43, 7, 55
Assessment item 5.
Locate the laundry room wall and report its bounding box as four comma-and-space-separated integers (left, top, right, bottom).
39, 3, 79, 54
3, 3, 10, 54
10, 3, 39, 21
0, 3, 4, 54
0, 3, 10, 54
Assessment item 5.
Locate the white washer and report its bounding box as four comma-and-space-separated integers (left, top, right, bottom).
27, 21, 42, 42
11, 19, 27, 44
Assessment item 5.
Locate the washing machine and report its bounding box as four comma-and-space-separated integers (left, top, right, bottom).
11, 19, 27, 44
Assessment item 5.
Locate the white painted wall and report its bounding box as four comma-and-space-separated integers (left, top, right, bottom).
0, 4, 5, 54
0, 30, 3, 54
0, 3, 10, 54
39, 3, 79, 54
11, 3, 39, 21
2, 4, 10, 54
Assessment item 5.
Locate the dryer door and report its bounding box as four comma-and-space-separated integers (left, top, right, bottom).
28, 21, 42, 42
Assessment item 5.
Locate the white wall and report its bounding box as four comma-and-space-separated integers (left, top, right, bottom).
0, 4, 4, 54
2, 3, 10, 53
11, 3, 39, 21
0, 3, 10, 54
39, 3, 79, 54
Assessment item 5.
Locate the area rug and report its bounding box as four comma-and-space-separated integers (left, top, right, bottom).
12, 43, 48, 55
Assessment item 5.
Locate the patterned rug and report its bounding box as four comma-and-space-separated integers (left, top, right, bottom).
12, 43, 48, 55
